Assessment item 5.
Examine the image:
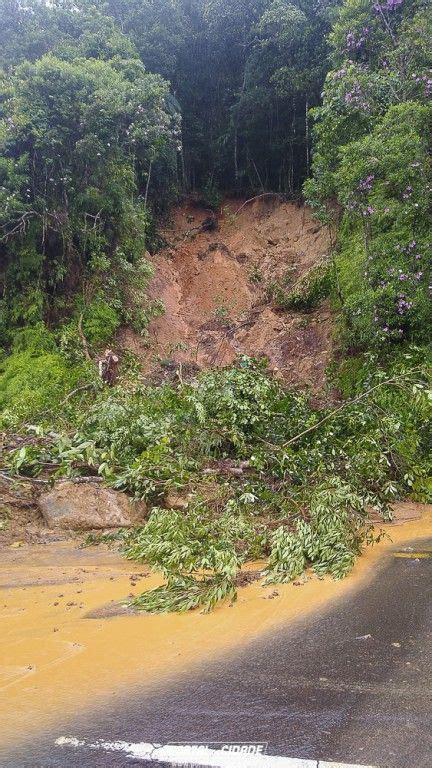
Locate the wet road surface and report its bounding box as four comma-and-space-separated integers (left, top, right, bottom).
2, 543, 431, 768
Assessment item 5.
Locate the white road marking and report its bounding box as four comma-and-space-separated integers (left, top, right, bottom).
55, 736, 377, 767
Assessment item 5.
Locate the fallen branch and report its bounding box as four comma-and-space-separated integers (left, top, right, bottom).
77, 312, 91, 361
60, 383, 95, 406
63, 476, 103, 484
281, 370, 422, 450
0, 470, 49, 485
180, 217, 218, 243
233, 193, 283, 217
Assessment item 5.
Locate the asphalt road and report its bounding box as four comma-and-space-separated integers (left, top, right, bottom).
2, 544, 431, 768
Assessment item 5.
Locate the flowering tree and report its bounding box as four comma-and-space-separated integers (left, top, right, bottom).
305, 0, 431, 349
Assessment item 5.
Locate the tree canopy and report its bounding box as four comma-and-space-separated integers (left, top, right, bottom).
1, 0, 430, 351
305, 0, 431, 349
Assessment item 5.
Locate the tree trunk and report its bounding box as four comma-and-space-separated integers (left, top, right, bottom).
234, 69, 247, 188
144, 159, 153, 209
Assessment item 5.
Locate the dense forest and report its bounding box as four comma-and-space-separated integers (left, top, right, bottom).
0, 0, 430, 611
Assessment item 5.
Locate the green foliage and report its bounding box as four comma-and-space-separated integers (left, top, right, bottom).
306, 0, 432, 352
102, 0, 339, 194
3, 355, 430, 610
201, 180, 223, 210
81, 298, 120, 349
335, 102, 431, 348
122, 505, 263, 612
0, 338, 87, 428
264, 478, 370, 583
0, 16, 179, 343
132, 574, 238, 614
268, 259, 332, 311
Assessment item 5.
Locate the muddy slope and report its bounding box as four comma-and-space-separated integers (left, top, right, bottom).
120, 197, 332, 390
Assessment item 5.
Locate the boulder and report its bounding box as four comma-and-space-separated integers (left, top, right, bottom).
38, 481, 147, 530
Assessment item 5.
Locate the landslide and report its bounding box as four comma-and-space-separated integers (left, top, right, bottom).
122, 196, 332, 389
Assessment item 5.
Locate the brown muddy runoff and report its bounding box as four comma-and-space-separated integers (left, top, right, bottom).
1, 504, 431, 749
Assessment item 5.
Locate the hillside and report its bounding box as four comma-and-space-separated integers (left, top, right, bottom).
120, 198, 332, 391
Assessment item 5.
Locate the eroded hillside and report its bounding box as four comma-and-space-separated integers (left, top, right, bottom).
119, 197, 333, 390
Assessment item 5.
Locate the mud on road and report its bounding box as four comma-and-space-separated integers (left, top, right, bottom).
0, 506, 431, 765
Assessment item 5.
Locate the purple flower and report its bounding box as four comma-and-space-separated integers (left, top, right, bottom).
334, 68, 347, 80
345, 27, 369, 51
397, 297, 412, 314
358, 174, 375, 191
374, 0, 403, 11
344, 82, 368, 109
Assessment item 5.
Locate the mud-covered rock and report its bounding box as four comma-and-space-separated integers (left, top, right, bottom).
38, 482, 147, 530
164, 492, 190, 511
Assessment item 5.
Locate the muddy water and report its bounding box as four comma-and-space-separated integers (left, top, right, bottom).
1, 510, 431, 750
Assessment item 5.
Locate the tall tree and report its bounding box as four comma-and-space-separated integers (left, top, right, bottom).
0, 23, 179, 338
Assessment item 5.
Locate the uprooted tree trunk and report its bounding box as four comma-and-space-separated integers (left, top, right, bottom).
98, 349, 119, 386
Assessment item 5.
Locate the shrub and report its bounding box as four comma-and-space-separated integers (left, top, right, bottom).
267, 259, 332, 312
82, 297, 120, 348
0, 348, 85, 428
3, 354, 430, 610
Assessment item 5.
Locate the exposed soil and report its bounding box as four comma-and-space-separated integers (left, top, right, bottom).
0, 475, 51, 546
118, 196, 333, 391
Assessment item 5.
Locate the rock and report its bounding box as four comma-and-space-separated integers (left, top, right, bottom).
367, 500, 429, 525
201, 216, 218, 232
164, 492, 190, 511
390, 501, 425, 523
38, 482, 147, 530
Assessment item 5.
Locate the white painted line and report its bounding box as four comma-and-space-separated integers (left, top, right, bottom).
55, 736, 377, 768
319, 764, 376, 768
